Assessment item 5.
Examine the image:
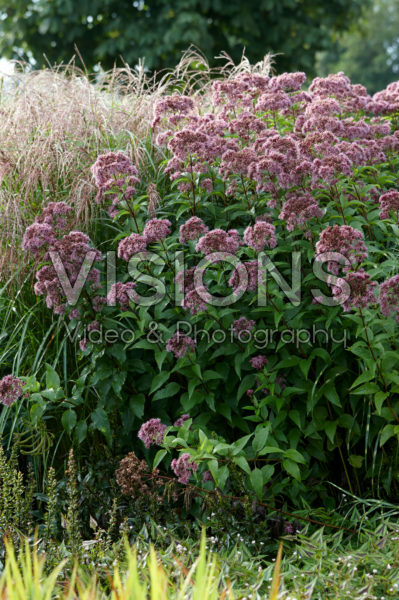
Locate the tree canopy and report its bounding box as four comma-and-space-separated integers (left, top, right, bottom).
317, 0, 399, 94
0, 0, 366, 73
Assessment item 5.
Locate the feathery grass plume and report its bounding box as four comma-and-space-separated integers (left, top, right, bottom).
0, 48, 273, 282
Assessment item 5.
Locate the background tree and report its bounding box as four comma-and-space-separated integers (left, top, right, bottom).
316, 0, 399, 94
0, 0, 366, 73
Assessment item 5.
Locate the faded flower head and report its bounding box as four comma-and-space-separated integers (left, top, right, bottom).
116, 451, 163, 500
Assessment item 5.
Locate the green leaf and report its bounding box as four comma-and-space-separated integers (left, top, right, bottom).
130, 394, 145, 419
46, 364, 60, 390
351, 383, 381, 395
237, 374, 256, 401
374, 391, 389, 415
252, 425, 270, 455
91, 407, 110, 438
153, 383, 181, 401
74, 420, 87, 444
150, 372, 170, 394
233, 456, 251, 474
203, 370, 224, 381
62, 409, 77, 435
258, 446, 285, 455
350, 370, 375, 390
284, 448, 306, 464
233, 434, 253, 453
380, 424, 395, 446
348, 455, 363, 468
261, 464, 275, 482
282, 459, 301, 481
250, 468, 264, 500
324, 420, 338, 444
153, 449, 167, 469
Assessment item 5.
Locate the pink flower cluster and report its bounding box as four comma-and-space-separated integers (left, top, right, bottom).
118, 233, 147, 261
250, 356, 269, 371
33, 231, 102, 314
196, 229, 240, 256
379, 275, 399, 322
279, 193, 323, 232
152, 95, 195, 129
179, 216, 209, 243
107, 282, 137, 311
171, 453, 198, 484
232, 317, 255, 337
229, 261, 260, 294
173, 414, 190, 427
155, 68, 399, 213
332, 270, 377, 312
315, 225, 368, 274
138, 418, 167, 448
22, 201, 73, 259
143, 218, 172, 243
91, 152, 140, 218
166, 332, 196, 358
181, 287, 210, 315
243, 222, 277, 252
37, 201, 74, 235
0, 375, 24, 407
379, 189, 399, 220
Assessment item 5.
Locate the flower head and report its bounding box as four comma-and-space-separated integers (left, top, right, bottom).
179, 216, 209, 243
118, 234, 147, 261
138, 418, 167, 448
379, 189, 399, 220
171, 453, 198, 484
166, 332, 196, 358
0, 375, 24, 406
250, 356, 268, 371
332, 270, 377, 311
173, 414, 191, 427
315, 225, 368, 274
107, 282, 137, 311
232, 317, 255, 337
196, 229, 240, 256
244, 222, 277, 252
143, 218, 172, 243
379, 275, 399, 321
